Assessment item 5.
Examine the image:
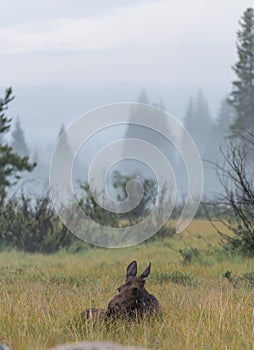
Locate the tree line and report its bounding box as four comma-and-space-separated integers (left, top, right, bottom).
0, 7, 253, 254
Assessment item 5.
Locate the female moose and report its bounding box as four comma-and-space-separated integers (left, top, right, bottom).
83, 260, 162, 321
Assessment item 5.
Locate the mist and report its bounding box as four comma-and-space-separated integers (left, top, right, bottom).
1, 0, 253, 200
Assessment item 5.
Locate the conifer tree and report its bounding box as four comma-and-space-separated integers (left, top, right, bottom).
183, 97, 195, 136
57, 124, 73, 164
206, 98, 235, 163
137, 88, 149, 104
0, 88, 35, 198
11, 117, 29, 157
183, 91, 213, 156
229, 7, 254, 133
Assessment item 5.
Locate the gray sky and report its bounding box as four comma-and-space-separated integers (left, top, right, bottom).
0, 0, 253, 145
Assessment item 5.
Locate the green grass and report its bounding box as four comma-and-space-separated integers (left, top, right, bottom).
0, 220, 254, 349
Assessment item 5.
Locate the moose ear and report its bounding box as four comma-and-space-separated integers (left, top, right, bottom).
126, 260, 137, 279
140, 262, 151, 280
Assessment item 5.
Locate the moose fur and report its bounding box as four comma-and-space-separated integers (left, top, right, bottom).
82, 261, 162, 322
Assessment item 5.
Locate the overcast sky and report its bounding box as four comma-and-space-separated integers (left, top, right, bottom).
0, 0, 253, 145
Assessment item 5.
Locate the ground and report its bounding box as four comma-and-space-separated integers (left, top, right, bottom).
0, 220, 254, 350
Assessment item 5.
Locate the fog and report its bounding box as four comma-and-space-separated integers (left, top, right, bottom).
0, 0, 253, 199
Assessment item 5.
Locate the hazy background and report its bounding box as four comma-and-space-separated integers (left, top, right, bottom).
0, 0, 253, 197
0, 0, 252, 141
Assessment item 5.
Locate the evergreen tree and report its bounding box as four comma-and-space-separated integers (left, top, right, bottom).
183, 97, 195, 136
229, 7, 254, 133
137, 88, 149, 104
195, 91, 213, 153
153, 98, 166, 111
11, 117, 29, 157
57, 124, 73, 164
182, 91, 214, 193
215, 99, 236, 139
183, 91, 213, 156
206, 98, 235, 163
124, 89, 175, 181
0, 88, 36, 198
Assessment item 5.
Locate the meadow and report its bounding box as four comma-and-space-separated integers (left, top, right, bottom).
0, 220, 254, 350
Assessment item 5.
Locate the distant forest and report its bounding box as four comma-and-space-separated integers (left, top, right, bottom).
0, 7, 253, 254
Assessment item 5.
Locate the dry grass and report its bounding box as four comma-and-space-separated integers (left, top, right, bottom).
1, 220, 254, 349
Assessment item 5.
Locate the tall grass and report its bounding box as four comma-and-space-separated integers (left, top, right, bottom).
0, 220, 254, 349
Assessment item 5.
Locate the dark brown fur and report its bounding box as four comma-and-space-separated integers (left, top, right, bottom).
83, 261, 162, 322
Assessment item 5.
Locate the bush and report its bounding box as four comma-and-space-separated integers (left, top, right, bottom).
206, 133, 254, 256
179, 248, 200, 265
144, 225, 176, 243
154, 270, 197, 286
0, 194, 88, 253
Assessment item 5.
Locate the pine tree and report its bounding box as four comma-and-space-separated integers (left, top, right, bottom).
229, 7, 254, 133
153, 98, 166, 111
137, 88, 149, 104
11, 117, 29, 157
124, 89, 174, 180
206, 98, 235, 163
215, 99, 236, 138
183, 97, 195, 136
183, 91, 213, 156
0, 88, 36, 198
195, 91, 213, 151
57, 124, 73, 164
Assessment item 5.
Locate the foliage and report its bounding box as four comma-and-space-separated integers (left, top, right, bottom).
229, 7, 254, 134
79, 171, 158, 226
0, 193, 88, 253
223, 270, 254, 288
144, 225, 175, 243
0, 170, 173, 253
206, 99, 235, 162
0, 88, 36, 199
56, 124, 73, 164
79, 181, 120, 227
11, 117, 29, 157
153, 270, 197, 286
112, 170, 158, 217
183, 91, 213, 157
203, 8, 254, 255
205, 132, 254, 256
179, 247, 200, 265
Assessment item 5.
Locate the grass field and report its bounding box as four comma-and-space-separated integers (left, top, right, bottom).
1, 220, 254, 350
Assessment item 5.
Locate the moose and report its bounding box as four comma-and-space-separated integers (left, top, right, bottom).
82, 260, 162, 322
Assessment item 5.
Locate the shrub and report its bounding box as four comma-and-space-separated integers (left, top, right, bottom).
154, 270, 197, 287
179, 248, 200, 265
0, 194, 88, 253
